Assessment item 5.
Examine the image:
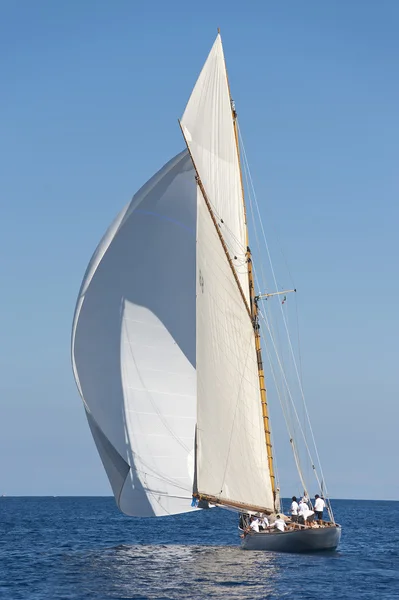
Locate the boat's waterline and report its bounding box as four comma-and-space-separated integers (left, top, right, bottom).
241, 525, 342, 553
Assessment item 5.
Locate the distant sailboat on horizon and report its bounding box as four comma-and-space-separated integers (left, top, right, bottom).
71, 32, 341, 553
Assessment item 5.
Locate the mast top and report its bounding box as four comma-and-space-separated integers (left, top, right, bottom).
217, 27, 220, 34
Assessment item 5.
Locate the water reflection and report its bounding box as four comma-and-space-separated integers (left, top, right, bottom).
3, 499, 394, 600
76, 544, 280, 599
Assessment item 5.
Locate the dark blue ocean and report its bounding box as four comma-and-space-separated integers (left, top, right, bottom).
0, 498, 398, 599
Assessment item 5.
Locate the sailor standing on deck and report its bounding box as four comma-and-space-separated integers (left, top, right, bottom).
314, 494, 325, 521
290, 496, 299, 522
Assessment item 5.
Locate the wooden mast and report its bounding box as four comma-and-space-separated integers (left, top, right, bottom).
224, 39, 277, 501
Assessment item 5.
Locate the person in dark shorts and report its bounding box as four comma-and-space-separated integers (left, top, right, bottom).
290, 496, 299, 522
314, 494, 325, 521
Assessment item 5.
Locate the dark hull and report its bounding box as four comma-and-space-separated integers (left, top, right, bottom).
241, 525, 341, 553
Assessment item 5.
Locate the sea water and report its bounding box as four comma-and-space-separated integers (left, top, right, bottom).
0, 497, 398, 599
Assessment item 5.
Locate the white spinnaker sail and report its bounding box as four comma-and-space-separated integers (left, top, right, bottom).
180, 33, 249, 306
195, 187, 274, 511
72, 150, 198, 517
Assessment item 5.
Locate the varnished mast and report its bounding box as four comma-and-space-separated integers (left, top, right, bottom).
226, 57, 277, 502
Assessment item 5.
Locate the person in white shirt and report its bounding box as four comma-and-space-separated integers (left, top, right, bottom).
298, 498, 307, 518
314, 494, 325, 521
249, 516, 260, 533
290, 496, 299, 522
273, 515, 286, 532
259, 516, 269, 530
298, 498, 314, 525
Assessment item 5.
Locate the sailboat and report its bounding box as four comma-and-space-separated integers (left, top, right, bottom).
71, 32, 341, 553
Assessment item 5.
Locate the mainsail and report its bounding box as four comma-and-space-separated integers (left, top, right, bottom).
181, 34, 275, 513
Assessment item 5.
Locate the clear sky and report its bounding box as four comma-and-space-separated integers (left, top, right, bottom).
1, 0, 398, 500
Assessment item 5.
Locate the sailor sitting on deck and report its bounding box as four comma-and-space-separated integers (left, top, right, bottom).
249, 516, 260, 533
259, 516, 269, 530
273, 515, 286, 532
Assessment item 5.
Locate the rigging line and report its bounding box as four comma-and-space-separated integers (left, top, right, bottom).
256, 231, 327, 495
262, 325, 307, 495
134, 458, 193, 493
250, 258, 309, 496
142, 492, 192, 500
254, 292, 315, 504
258, 306, 315, 474
242, 153, 268, 290
240, 130, 287, 411
245, 160, 303, 493
260, 329, 312, 504
203, 197, 247, 256
245, 198, 310, 498
258, 307, 323, 493
238, 126, 329, 499
258, 322, 307, 500
261, 335, 308, 501
244, 144, 300, 483
242, 141, 284, 390
256, 298, 309, 496
148, 489, 172, 516
139, 469, 174, 515
294, 294, 309, 483
236, 120, 297, 292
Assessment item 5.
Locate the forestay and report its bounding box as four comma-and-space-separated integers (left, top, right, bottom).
195, 187, 274, 512
180, 33, 250, 306
72, 151, 199, 517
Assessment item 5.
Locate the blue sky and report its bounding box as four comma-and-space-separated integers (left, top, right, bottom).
1, 0, 398, 499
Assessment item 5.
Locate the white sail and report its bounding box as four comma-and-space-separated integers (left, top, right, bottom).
72, 150, 199, 517
180, 33, 249, 306
195, 187, 274, 511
